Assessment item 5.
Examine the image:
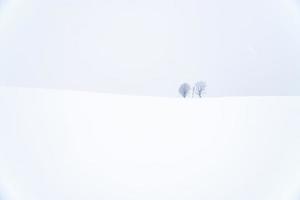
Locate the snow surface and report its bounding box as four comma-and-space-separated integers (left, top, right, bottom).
0, 86, 300, 200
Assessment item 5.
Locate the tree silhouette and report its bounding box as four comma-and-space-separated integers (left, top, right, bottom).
179, 83, 191, 98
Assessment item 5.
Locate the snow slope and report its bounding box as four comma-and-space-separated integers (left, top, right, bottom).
0, 86, 300, 200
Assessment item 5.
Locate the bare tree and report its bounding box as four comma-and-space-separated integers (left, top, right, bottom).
178, 83, 191, 98
193, 81, 206, 98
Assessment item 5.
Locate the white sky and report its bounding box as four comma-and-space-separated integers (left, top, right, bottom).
0, 0, 300, 97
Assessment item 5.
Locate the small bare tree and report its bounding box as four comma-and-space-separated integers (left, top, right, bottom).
178, 83, 191, 98
193, 81, 206, 98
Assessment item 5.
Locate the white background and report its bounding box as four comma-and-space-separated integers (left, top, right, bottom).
0, 0, 300, 96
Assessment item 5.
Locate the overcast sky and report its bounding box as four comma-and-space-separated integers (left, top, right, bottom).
0, 0, 300, 97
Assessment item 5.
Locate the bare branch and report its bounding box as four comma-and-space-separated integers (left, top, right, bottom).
194, 81, 206, 98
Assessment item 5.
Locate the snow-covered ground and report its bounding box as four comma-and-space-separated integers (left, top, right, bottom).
0, 86, 300, 200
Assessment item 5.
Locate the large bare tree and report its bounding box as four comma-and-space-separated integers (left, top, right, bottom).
193, 81, 206, 98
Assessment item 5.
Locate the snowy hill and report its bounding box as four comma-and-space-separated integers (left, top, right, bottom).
0, 86, 300, 200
